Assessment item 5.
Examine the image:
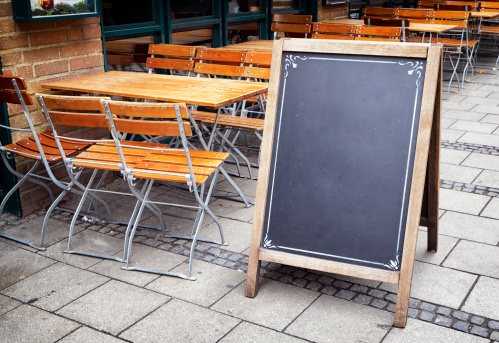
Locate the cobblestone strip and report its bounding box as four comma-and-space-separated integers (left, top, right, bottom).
440, 179, 499, 198
441, 139, 499, 156
1, 210, 498, 340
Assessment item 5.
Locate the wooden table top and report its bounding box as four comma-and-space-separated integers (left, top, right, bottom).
41, 71, 268, 109
218, 40, 274, 52
323, 19, 458, 33
471, 11, 499, 18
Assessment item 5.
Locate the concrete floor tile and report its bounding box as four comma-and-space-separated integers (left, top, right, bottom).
39, 230, 124, 269
461, 97, 499, 108
211, 278, 319, 331
0, 305, 80, 343
120, 298, 240, 343
215, 177, 258, 199
89, 244, 186, 287
379, 261, 477, 308
441, 118, 457, 129
220, 322, 308, 343
285, 294, 392, 343
480, 114, 499, 125
442, 101, 479, 112
415, 230, 458, 265
201, 217, 252, 253
462, 90, 493, 98
440, 163, 482, 183
0, 294, 21, 316
474, 170, 499, 189
439, 211, 499, 245
443, 240, 499, 278
384, 318, 489, 343
440, 149, 471, 165
57, 280, 169, 335
209, 198, 255, 222
59, 326, 126, 343
2, 262, 109, 312
146, 259, 246, 307
462, 153, 499, 172
0, 245, 56, 290
441, 128, 466, 142
481, 197, 499, 219
462, 276, 499, 319
439, 189, 490, 215
442, 109, 486, 121
478, 84, 499, 92
472, 105, 499, 115
458, 132, 499, 147
449, 120, 498, 134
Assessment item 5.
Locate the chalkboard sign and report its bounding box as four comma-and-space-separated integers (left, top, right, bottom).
246, 39, 441, 328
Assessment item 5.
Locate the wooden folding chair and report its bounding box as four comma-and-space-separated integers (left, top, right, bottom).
271, 14, 312, 39
361, 7, 397, 18
105, 41, 136, 70
311, 23, 356, 40
194, 48, 247, 79
101, 100, 230, 280
355, 26, 403, 42
476, 2, 499, 70
146, 43, 198, 76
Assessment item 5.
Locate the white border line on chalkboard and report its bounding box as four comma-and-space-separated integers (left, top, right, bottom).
264, 54, 423, 269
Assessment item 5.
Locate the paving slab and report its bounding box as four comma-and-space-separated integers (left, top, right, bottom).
379, 261, 477, 308
442, 109, 486, 121
449, 120, 498, 134
439, 189, 490, 215
480, 114, 499, 125
441, 101, 479, 112
441, 128, 466, 142
461, 97, 499, 108
462, 90, 492, 98
0, 294, 21, 316
443, 240, 499, 278
462, 276, 499, 319
59, 326, 126, 343
440, 163, 482, 183
201, 217, 252, 253
39, 230, 124, 269
120, 298, 240, 343
219, 322, 308, 343
440, 149, 471, 165
441, 118, 457, 129
146, 259, 246, 307
284, 294, 392, 343
472, 105, 499, 115
383, 317, 489, 343
481, 197, 499, 219
89, 244, 186, 287
215, 177, 258, 198
439, 211, 499, 245
458, 132, 499, 147
0, 245, 56, 290
211, 278, 319, 331
462, 153, 499, 172
0, 305, 80, 343
474, 170, 499, 189
209, 198, 256, 222
415, 229, 458, 265
2, 262, 109, 312
57, 280, 169, 335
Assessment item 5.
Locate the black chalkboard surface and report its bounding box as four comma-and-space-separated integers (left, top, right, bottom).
262, 52, 426, 271
246, 39, 442, 328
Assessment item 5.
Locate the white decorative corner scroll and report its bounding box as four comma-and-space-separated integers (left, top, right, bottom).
283, 54, 309, 77
384, 254, 401, 270
398, 60, 424, 86
263, 234, 276, 249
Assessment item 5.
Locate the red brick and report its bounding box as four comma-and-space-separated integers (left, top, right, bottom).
17, 21, 56, 32
66, 26, 85, 41
82, 25, 102, 40
70, 55, 101, 71
15, 65, 34, 80
82, 17, 102, 25
77, 67, 104, 77
0, 2, 13, 16
0, 51, 23, 67
29, 30, 65, 46
60, 44, 77, 58
0, 17, 16, 32
7, 101, 36, 116
34, 60, 68, 77
0, 34, 29, 49
76, 41, 103, 55
23, 46, 59, 64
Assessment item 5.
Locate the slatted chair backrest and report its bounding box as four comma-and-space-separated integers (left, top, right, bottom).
428, 10, 470, 20
395, 8, 434, 19
418, 0, 445, 8
479, 1, 499, 11
105, 41, 136, 69
311, 23, 356, 40
445, 0, 478, 10
363, 18, 410, 41
194, 48, 248, 78
355, 26, 403, 42
244, 51, 273, 80
146, 44, 197, 75
0, 76, 33, 107
271, 14, 313, 39
361, 7, 397, 18
435, 4, 470, 11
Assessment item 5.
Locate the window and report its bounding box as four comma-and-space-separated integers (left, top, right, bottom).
273, 0, 301, 10
228, 22, 260, 44
228, 0, 261, 13
170, 0, 214, 19
102, 0, 154, 26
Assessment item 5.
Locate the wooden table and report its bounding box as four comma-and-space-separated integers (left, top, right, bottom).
41, 71, 268, 109
218, 40, 274, 52
471, 11, 499, 18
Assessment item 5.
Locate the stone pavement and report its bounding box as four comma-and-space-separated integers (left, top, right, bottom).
1, 59, 499, 343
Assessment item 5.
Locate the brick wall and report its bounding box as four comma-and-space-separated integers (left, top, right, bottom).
0, 0, 108, 215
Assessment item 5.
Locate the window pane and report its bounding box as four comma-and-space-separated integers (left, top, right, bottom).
102, 0, 154, 27
172, 29, 214, 47
228, 0, 260, 13
273, 0, 300, 10
228, 22, 260, 44
170, 0, 213, 19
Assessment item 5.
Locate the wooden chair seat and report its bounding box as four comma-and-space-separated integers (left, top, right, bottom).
38, 131, 92, 150
191, 111, 265, 131
132, 161, 217, 184
3, 141, 63, 162
144, 153, 228, 168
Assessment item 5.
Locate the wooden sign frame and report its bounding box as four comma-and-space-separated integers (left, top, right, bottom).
245, 39, 442, 328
